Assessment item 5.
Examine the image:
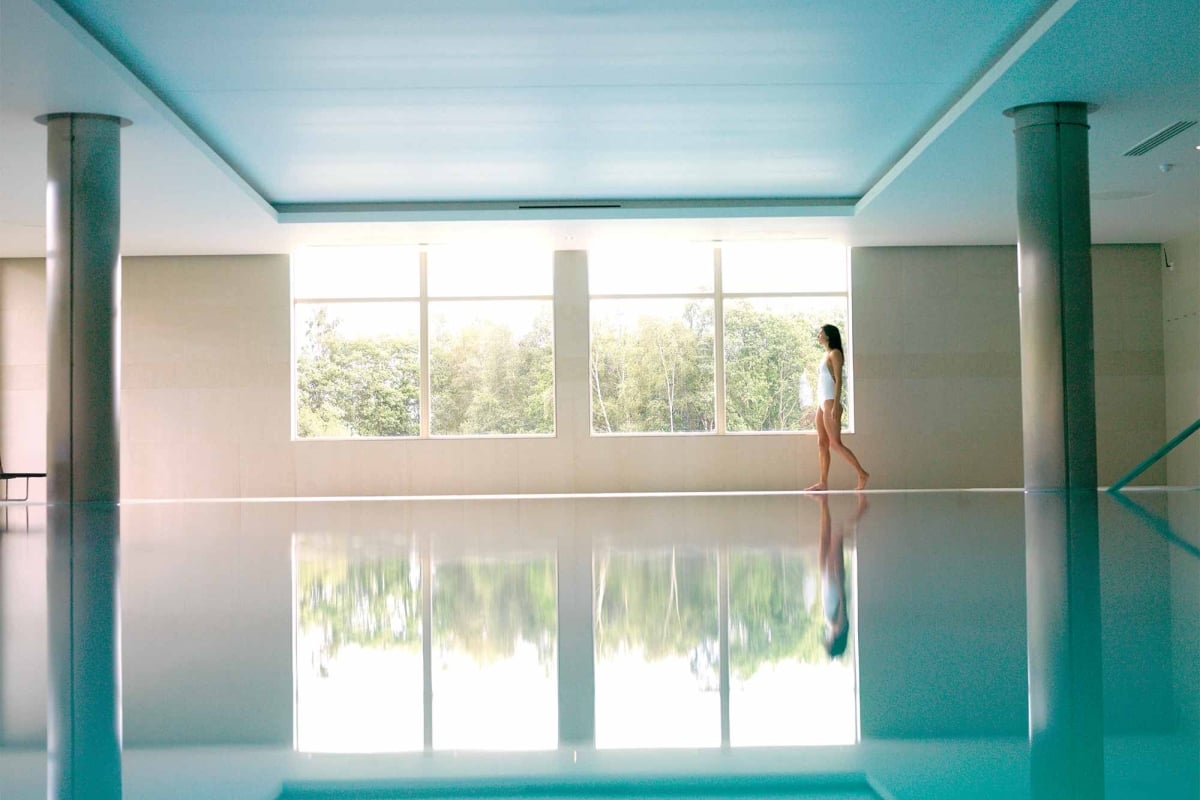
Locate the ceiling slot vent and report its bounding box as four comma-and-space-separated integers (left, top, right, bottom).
1122, 120, 1197, 156
518, 203, 622, 210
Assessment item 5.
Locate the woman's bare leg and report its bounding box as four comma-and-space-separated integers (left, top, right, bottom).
823, 402, 870, 489
804, 407, 832, 491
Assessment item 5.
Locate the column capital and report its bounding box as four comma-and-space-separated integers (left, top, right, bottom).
1004, 102, 1097, 129
35, 112, 132, 127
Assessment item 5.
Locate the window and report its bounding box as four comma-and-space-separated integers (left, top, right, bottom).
589, 241, 851, 435
293, 246, 554, 438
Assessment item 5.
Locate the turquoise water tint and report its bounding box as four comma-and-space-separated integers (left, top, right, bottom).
0, 489, 1196, 799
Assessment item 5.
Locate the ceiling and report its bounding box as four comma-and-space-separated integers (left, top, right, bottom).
0, 0, 1196, 257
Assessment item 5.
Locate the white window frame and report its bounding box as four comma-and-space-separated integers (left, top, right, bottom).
292, 249, 555, 440
587, 243, 852, 436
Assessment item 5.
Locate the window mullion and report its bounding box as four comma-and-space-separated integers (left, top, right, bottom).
713, 248, 726, 435
419, 251, 431, 438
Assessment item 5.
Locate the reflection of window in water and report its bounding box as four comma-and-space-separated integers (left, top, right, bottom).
592, 541, 858, 749
729, 546, 858, 746
293, 534, 557, 753
431, 556, 558, 751
294, 534, 424, 753
594, 547, 721, 748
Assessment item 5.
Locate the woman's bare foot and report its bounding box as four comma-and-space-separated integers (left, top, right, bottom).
856, 472, 870, 490
804, 481, 828, 492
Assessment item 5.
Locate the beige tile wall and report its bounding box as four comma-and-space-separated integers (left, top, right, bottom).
0, 259, 48, 502
1162, 232, 1199, 487
1092, 244, 1168, 485
0, 244, 1176, 499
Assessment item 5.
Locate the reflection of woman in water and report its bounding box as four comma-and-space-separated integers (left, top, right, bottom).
805, 324, 869, 491
815, 493, 868, 658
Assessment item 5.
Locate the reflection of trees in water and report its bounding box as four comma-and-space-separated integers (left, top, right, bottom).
594, 549, 719, 664
729, 552, 829, 676
299, 558, 422, 667
301, 546, 849, 680
299, 556, 557, 668
595, 549, 839, 680
432, 560, 556, 665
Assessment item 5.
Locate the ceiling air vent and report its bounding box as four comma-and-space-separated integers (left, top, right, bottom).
1122, 120, 1197, 156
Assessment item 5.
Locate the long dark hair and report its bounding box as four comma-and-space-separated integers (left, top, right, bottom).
821, 324, 844, 353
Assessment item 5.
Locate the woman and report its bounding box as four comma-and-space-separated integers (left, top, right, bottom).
805, 324, 869, 491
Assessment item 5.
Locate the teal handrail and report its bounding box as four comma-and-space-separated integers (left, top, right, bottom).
1108, 417, 1200, 492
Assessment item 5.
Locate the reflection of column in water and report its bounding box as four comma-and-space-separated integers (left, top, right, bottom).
47, 504, 122, 800
558, 528, 595, 747
1025, 490, 1103, 799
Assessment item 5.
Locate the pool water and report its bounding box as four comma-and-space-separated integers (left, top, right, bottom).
1, 489, 1196, 799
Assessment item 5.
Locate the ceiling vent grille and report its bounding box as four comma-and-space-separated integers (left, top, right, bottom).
1122, 120, 1197, 156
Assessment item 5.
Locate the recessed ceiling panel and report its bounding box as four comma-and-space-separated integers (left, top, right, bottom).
49, 0, 1052, 204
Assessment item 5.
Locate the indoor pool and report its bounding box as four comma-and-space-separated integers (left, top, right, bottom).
1, 488, 1196, 799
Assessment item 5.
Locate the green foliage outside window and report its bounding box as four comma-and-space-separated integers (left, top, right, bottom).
296, 308, 420, 437
590, 300, 849, 434
724, 302, 847, 432
591, 301, 715, 433
430, 308, 554, 435
296, 304, 554, 438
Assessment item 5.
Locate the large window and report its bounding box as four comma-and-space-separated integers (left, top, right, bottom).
589, 241, 851, 434
293, 246, 554, 438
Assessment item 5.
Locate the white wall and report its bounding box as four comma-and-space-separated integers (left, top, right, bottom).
0, 244, 1173, 498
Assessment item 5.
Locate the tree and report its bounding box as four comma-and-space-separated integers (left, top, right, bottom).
430, 307, 554, 435
590, 302, 714, 433
296, 308, 420, 437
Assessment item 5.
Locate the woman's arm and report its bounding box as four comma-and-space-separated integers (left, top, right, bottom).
831, 349, 845, 399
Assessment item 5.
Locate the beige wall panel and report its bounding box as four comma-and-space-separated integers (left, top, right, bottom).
1162, 232, 1199, 486
1092, 245, 1166, 484
121, 255, 294, 498
516, 438, 575, 495
852, 246, 1023, 488
237, 443, 297, 497
0, 259, 48, 502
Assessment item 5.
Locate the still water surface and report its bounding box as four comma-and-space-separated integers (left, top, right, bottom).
0, 489, 1195, 798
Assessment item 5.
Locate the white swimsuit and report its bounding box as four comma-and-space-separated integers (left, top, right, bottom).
817, 360, 836, 403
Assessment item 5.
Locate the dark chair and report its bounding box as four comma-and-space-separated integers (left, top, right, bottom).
0, 455, 46, 501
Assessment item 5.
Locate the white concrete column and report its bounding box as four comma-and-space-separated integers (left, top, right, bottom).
553, 250, 591, 451
39, 112, 128, 504
1008, 101, 1097, 491
1008, 101, 1104, 799
38, 111, 127, 800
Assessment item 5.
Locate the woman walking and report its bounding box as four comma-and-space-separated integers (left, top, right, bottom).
804, 324, 869, 491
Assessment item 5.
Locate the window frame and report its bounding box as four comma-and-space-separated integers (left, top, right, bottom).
587, 243, 853, 436
292, 248, 556, 441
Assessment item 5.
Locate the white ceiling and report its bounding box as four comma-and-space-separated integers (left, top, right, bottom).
0, 0, 1196, 257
